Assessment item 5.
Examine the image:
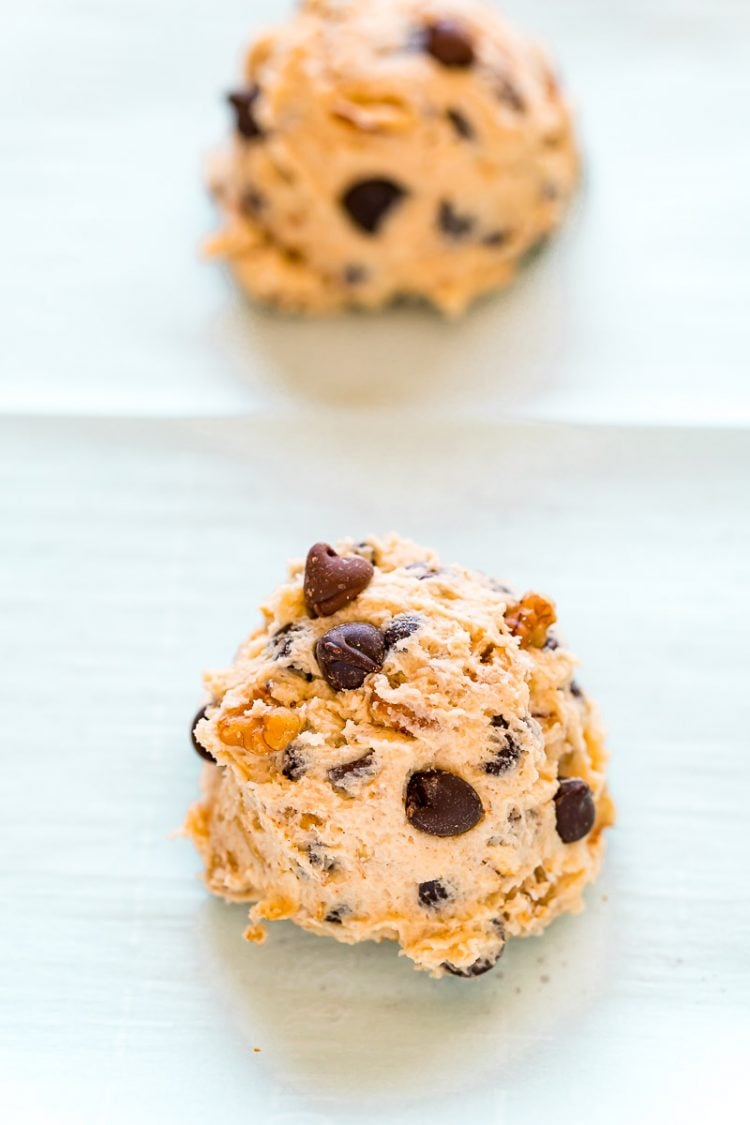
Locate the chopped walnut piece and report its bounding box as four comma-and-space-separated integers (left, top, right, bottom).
217, 707, 301, 754
300, 813, 324, 830
254, 895, 297, 921
263, 709, 302, 750
370, 692, 436, 735
504, 593, 557, 648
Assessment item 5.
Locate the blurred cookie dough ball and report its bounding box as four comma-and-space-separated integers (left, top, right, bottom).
207, 0, 579, 315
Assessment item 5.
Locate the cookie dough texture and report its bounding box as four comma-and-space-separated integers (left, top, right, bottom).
185, 535, 613, 979
207, 0, 579, 315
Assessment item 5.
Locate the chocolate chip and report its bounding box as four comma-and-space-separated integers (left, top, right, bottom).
446, 108, 475, 140
485, 717, 521, 775
328, 750, 376, 790
418, 879, 450, 908
281, 744, 306, 781
424, 20, 475, 68
496, 77, 525, 114
227, 86, 264, 140
569, 681, 584, 699
543, 634, 560, 651
268, 624, 314, 680
304, 543, 374, 618
325, 906, 349, 924
291, 667, 315, 683
240, 187, 265, 216
405, 770, 483, 837
341, 178, 406, 234
269, 622, 297, 659
485, 736, 521, 776
554, 778, 596, 843
405, 562, 440, 580
438, 201, 475, 240
191, 706, 215, 762
316, 623, 385, 692
443, 955, 500, 978
384, 614, 420, 650
443, 921, 505, 977
483, 229, 510, 247
308, 845, 336, 872
343, 264, 368, 285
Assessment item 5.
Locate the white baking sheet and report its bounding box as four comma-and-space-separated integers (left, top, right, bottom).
2, 418, 748, 1124
2, 0, 750, 1121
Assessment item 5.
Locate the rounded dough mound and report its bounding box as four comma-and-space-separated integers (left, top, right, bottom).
207, 0, 579, 315
186, 535, 614, 979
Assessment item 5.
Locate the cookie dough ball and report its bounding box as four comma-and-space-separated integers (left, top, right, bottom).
185, 535, 614, 979
206, 0, 579, 315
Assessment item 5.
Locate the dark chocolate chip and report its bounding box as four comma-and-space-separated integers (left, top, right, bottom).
281, 744, 307, 781
325, 906, 349, 924
227, 86, 264, 140
405, 770, 483, 837
328, 750, 376, 790
569, 680, 584, 699
490, 714, 509, 730
554, 778, 596, 843
443, 955, 500, 978
316, 623, 385, 692
483, 229, 510, 247
343, 264, 368, 285
269, 622, 298, 659
424, 20, 475, 68
543, 634, 560, 651
191, 706, 215, 762
497, 77, 526, 114
269, 626, 313, 679
384, 614, 421, 650
418, 879, 450, 908
438, 200, 475, 240
304, 542, 374, 618
289, 667, 314, 683
485, 735, 521, 776
240, 187, 266, 216
405, 561, 441, 580
443, 920, 505, 976
308, 844, 336, 872
446, 107, 475, 140
341, 179, 406, 234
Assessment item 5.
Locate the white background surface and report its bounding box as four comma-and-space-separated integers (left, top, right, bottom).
1, 1, 749, 1123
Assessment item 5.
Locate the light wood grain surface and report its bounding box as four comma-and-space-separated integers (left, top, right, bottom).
1, 1, 749, 1123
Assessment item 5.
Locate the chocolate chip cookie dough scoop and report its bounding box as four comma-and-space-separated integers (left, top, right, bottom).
206, 0, 579, 314
185, 535, 614, 979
